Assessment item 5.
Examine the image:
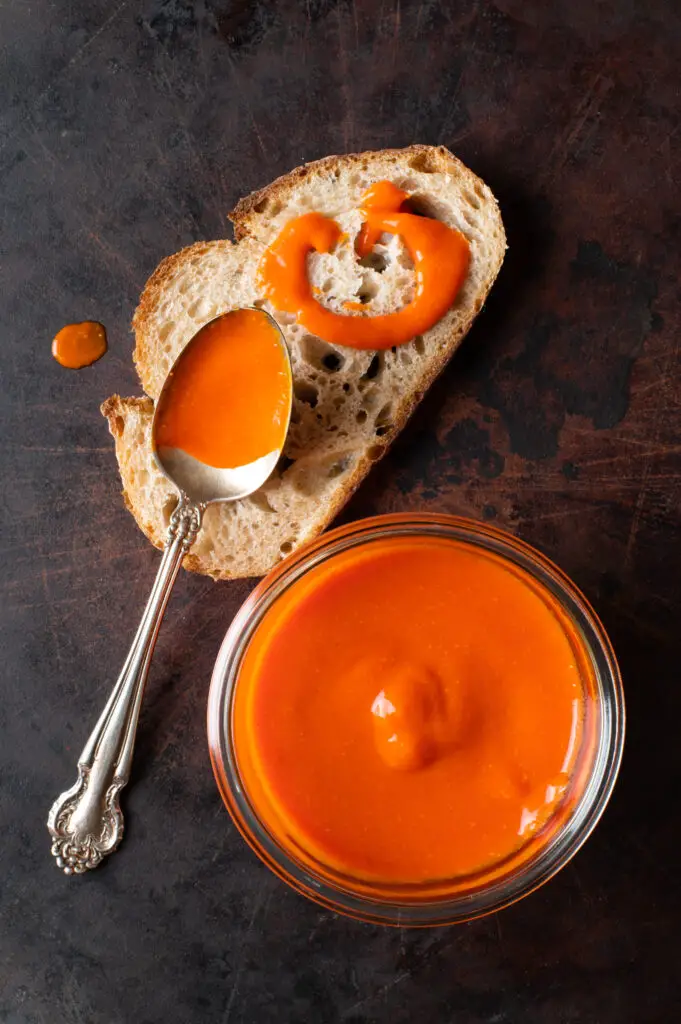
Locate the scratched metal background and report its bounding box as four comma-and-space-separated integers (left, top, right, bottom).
2, 1, 680, 1021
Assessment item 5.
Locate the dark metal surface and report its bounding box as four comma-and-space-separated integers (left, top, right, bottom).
2, 1, 680, 1021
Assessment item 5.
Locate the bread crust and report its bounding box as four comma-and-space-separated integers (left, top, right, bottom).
231, 144, 492, 239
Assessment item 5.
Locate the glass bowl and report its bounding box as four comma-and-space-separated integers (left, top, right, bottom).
207, 514, 624, 926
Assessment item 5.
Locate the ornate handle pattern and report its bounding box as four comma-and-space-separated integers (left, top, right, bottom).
47, 496, 204, 874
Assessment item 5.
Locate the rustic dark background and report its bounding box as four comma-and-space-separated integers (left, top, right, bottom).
2, 1, 680, 1021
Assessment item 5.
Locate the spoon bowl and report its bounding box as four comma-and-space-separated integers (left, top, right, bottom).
153, 308, 292, 504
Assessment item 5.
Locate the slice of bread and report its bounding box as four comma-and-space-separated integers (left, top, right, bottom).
103, 145, 506, 579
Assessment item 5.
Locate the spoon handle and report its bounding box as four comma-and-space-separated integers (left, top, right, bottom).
47, 495, 204, 874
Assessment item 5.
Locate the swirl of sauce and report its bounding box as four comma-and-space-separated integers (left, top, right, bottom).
258, 181, 470, 350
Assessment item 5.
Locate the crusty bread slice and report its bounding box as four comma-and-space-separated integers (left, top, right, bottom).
103, 145, 505, 579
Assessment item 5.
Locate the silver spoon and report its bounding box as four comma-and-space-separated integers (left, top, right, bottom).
47, 308, 292, 874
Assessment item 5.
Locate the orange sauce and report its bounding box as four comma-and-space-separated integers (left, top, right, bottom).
234, 535, 587, 883
258, 181, 470, 350
154, 309, 290, 470
52, 321, 107, 368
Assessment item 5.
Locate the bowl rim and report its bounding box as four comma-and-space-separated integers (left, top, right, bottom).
207, 513, 625, 927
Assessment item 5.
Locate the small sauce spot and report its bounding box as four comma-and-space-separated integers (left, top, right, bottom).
52, 322, 107, 369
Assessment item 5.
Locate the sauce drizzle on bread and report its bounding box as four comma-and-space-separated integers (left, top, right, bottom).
259, 180, 469, 350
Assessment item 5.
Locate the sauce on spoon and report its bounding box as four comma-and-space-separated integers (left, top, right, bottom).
154, 308, 291, 470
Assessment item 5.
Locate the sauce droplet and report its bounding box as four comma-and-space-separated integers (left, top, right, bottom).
52, 322, 107, 369
370, 663, 449, 771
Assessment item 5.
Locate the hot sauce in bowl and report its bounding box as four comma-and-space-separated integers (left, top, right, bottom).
208, 515, 624, 925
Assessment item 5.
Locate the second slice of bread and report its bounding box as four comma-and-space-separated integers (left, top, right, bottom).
103, 145, 505, 579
